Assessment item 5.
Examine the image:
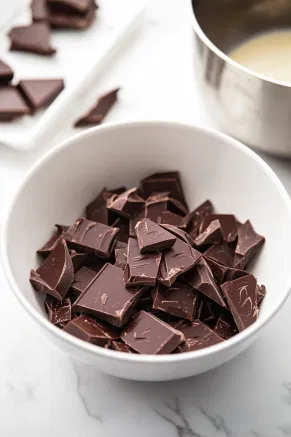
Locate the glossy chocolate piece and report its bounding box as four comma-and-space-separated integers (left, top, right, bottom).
112, 217, 130, 244
74, 88, 119, 127
185, 200, 214, 238
37, 224, 69, 257
111, 341, 134, 353
31, 0, 49, 21
160, 224, 195, 246
70, 250, 92, 271
9, 23, 56, 56
48, 0, 92, 14
174, 320, 223, 352
135, 218, 176, 253
200, 214, 238, 243
0, 59, 14, 85
86, 187, 116, 225
121, 310, 185, 354
234, 220, 265, 269
140, 171, 187, 207
204, 243, 234, 267
152, 282, 198, 320
221, 275, 258, 331
73, 263, 146, 327
158, 238, 202, 287
70, 266, 97, 297
214, 313, 238, 339
45, 296, 72, 327
49, 1, 96, 29
30, 239, 74, 300
65, 217, 118, 258
0, 87, 30, 121
115, 247, 127, 270
108, 188, 145, 219
18, 79, 64, 112
194, 219, 223, 246
64, 314, 120, 346
124, 238, 162, 286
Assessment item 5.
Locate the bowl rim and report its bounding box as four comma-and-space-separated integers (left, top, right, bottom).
187, 0, 291, 89
2, 120, 291, 364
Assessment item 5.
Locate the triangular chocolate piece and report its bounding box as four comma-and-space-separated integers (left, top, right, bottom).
204, 243, 234, 267
194, 219, 223, 246
9, 23, 56, 56
74, 88, 119, 127
135, 218, 176, 253
0, 59, 14, 85
0, 87, 30, 121
18, 79, 64, 112
234, 220, 265, 269
200, 214, 238, 243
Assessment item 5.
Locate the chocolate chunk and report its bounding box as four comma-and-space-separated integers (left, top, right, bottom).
30, 239, 74, 300
73, 263, 146, 327
0, 87, 30, 121
140, 171, 187, 207
129, 207, 145, 238
204, 243, 234, 267
31, 0, 49, 21
64, 315, 120, 346
224, 267, 248, 283
185, 200, 214, 238
200, 214, 238, 243
158, 238, 202, 287
234, 220, 265, 269
137, 294, 153, 312
45, 296, 72, 327
121, 310, 185, 354
214, 313, 238, 339
74, 88, 119, 127
111, 341, 134, 353
221, 275, 258, 331
86, 187, 116, 225
112, 217, 129, 244
86, 257, 107, 273
204, 257, 228, 285
9, 23, 56, 56
108, 188, 145, 219
194, 219, 223, 246
174, 320, 223, 352
124, 238, 162, 286
70, 250, 93, 271
49, 1, 96, 29
18, 79, 64, 112
37, 224, 69, 257
152, 282, 198, 320
135, 218, 176, 253
160, 224, 195, 246
157, 210, 186, 228
70, 266, 97, 297
184, 259, 226, 307
115, 247, 127, 270
65, 217, 118, 258
257, 284, 266, 306
198, 298, 221, 327
48, 0, 93, 14
0, 59, 14, 85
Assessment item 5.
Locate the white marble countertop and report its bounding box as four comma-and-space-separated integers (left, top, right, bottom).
1, 1, 291, 436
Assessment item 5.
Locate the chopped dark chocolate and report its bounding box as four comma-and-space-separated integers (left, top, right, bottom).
108, 188, 145, 219
198, 298, 221, 327
37, 224, 69, 257
115, 247, 127, 270
224, 267, 248, 283
160, 224, 195, 247
137, 294, 153, 312
204, 243, 234, 267
140, 171, 187, 207
214, 313, 238, 339
49, 1, 96, 29
18, 79, 64, 112
0, 86, 30, 121
200, 214, 238, 243
257, 284, 266, 306
0, 59, 14, 85
73, 263, 146, 327
86, 187, 116, 225
31, 0, 49, 21
194, 219, 223, 246
234, 220, 265, 269
112, 217, 130, 244
45, 296, 72, 327
184, 200, 214, 238
111, 341, 134, 353
9, 23, 56, 56
74, 88, 119, 127
121, 310, 185, 354
152, 282, 198, 320
204, 257, 228, 285
157, 210, 186, 228
70, 266, 97, 297
135, 218, 176, 253
70, 250, 93, 271
48, 0, 93, 14
174, 320, 223, 352
129, 207, 145, 238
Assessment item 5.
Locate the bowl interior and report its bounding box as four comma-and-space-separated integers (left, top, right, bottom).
5, 122, 291, 335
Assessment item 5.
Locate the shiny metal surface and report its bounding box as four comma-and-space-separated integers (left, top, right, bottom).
189, 0, 291, 156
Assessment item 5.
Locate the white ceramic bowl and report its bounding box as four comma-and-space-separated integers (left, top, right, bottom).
3, 121, 291, 381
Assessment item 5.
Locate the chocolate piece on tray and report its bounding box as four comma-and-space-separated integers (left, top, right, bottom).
108, 188, 145, 219
121, 310, 185, 354
204, 242, 234, 267
70, 266, 97, 297
74, 88, 119, 127
65, 217, 118, 258
63, 315, 120, 346
49, 1, 96, 29
0, 59, 14, 85
30, 239, 74, 300
221, 274, 259, 331
158, 238, 202, 287
0, 87, 30, 121
194, 219, 223, 246
233, 220, 265, 269
18, 79, 64, 112
45, 296, 72, 327
174, 319, 223, 352
184, 200, 214, 238
73, 263, 146, 327
200, 214, 238, 243
86, 187, 116, 225
37, 224, 69, 256
135, 218, 176, 253
152, 282, 198, 320
124, 238, 162, 286
48, 0, 93, 14
115, 247, 127, 270
31, 0, 49, 21
160, 224, 195, 247
9, 23, 56, 56
111, 341, 134, 353
214, 312, 238, 339
140, 171, 187, 207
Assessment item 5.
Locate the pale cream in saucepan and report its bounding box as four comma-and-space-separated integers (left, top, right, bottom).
229, 30, 291, 83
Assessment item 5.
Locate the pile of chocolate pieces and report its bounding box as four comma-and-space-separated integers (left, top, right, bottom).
30, 171, 266, 355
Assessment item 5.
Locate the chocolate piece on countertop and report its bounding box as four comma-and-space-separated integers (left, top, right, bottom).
160, 224, 195, 247
49, 1, 96, 29
204, 243, 234, 267
74, 88, 120, 127
0, 59, 14, 85
0, 87, 30, 121
184, 200, 214, 239
9, 23, 56, 56
152, 282, 198, 321
115, 247, 127, 270
124, 238, 162, 287
47, 0, 93, 14
70, 250, 93, 271
135, 218, 176, 253
194, 219, 223, 246
86, 187, 116, 225
112, 217, 130, 244
214, 312, 238, 339
30, 239, 74, 300
111, 341, 134, 353
64, 314, 120, 346
37, 224, 69, 257
174, 319, 223, 352
70, 266, 97, 297
221, 275, 259, 331
108, 188, 145, 219
200, 214, 238, 243
31, 0, 49, 21
129, 207, 145, 238
65, 217, 118, 258
158, 238, 202, 287
121, 310, 185, 354
18, 79, 64, 112
257, 284, 266, 306
140, 171, 187, 207
73, 263, 146, 327
45, 296, 72, 327
233, 220, 265, 269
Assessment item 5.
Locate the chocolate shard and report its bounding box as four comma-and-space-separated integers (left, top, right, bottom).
44, 296, 72, 327
31, 0, 49, 21
152, 282, 198, 320
198, 298, 222, 327
73, 263, 146, 327
204, 243, 234, 267
214, 312, 238, 339
194, 219, 223, 246
70, 250, 93, 271
0, 86, 30, 121
86, 187, 116, 225
112, 217, 130, 244
9, 23, 56, 56
70, 266, 97, 298
234, 220, 265, 269
63, 314, 120, 346
140, 171, 187, 207
184, 200, 214, 238
30, 239, 74, 300
114, 247, 127, 270
223, 267, 249, 283
49, 1, 96, 29
124, 238, 162, 287
200, 214, 238, 243
86, 257, 107, 273
129, 207, 145, 238
158, 238, 202, 287
65, 217, 118, 258
74, 88, 119, 127
135, 218, 176, 253
121, 310, 185, 354
204, 257, 228, 285
0, 59, 14, 85
108, 188, 145, 219
174, 319, 223, 352
37, 224, 69, 257
48, 0, 93, 14
18, 79, 64, 112
221, 275, 259, 331
111, 341, 134, 353
160, 224, 195, 246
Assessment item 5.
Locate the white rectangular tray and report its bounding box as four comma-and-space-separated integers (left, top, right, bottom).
0, 0, 146, 150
